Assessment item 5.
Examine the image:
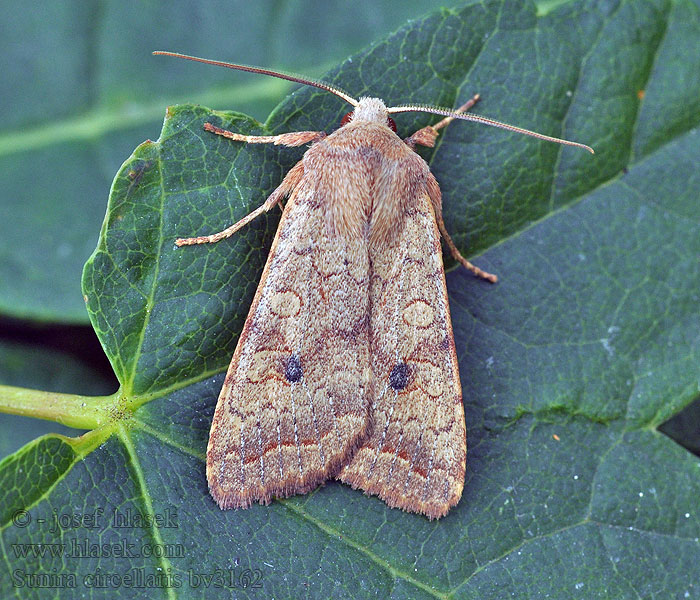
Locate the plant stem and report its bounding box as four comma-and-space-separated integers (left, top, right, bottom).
0, 385, 119, 430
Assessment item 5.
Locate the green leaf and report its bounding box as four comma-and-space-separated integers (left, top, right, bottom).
0, 0, 452, 324
3, 1, 700, 598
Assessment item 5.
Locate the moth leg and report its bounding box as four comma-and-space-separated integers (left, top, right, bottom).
435, 211, 498, 283
411, 94, 497, 283
404, 94, 480, 149
175, 160, 305, 246
204, 123, 326, 147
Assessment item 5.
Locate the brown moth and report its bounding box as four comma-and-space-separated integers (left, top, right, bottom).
154, 51, 593, 519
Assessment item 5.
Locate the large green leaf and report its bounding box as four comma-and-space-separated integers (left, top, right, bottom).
0, 0, 452, 323
2, 1, 700, 598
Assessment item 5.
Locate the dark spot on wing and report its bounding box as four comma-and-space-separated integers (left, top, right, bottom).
285, 355, 303, 383
389, 362, 409, 390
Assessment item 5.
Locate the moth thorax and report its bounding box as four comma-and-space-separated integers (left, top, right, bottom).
352, 97, 389, 124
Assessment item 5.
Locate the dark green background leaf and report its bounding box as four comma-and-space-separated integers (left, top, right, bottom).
3, 1, 700, 598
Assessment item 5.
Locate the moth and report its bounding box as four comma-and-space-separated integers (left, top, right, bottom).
154, 51, 592, 519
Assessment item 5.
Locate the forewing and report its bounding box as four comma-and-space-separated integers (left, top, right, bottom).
207, 179, 371, 509
338, 192, 465, 519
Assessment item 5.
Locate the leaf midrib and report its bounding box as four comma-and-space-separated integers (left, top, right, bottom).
119, 426, 177, 600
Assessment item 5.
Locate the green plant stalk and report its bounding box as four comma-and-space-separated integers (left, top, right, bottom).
0, 385, 119, 429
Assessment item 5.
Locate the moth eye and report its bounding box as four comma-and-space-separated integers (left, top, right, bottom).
284, 354, 303, 383
389, 362, 409, 391
340, 111, 353, 127
387, 117, 397, 133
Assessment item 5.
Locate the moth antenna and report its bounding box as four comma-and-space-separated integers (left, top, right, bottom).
153, 51, 359, 107
388, 103, 594, 154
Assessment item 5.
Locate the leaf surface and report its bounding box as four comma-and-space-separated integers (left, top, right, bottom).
3, 1, 700, 598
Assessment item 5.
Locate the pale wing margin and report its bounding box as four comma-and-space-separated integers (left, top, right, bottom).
338, 191, 466, 519
207, 179, 371, 509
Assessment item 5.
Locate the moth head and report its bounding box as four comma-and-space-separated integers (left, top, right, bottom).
340, 97, 397, 132
152, 51, 594, 154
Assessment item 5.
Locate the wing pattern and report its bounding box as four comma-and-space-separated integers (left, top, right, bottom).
207, 180, 371, 509
339, 192, 465, 519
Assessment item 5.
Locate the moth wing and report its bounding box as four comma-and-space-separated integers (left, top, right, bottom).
206, 176, 371, 509
338, 191, 465, 519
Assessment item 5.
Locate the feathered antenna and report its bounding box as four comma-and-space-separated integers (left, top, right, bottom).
153, 51, 593, 153
152, 51, 358, 107
388, 103, 594, 153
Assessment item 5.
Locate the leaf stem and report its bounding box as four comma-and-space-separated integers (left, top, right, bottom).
0, 385, 120, 430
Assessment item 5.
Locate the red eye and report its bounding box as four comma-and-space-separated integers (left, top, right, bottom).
387, 117, 397, 132
340, 111, 352, 126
